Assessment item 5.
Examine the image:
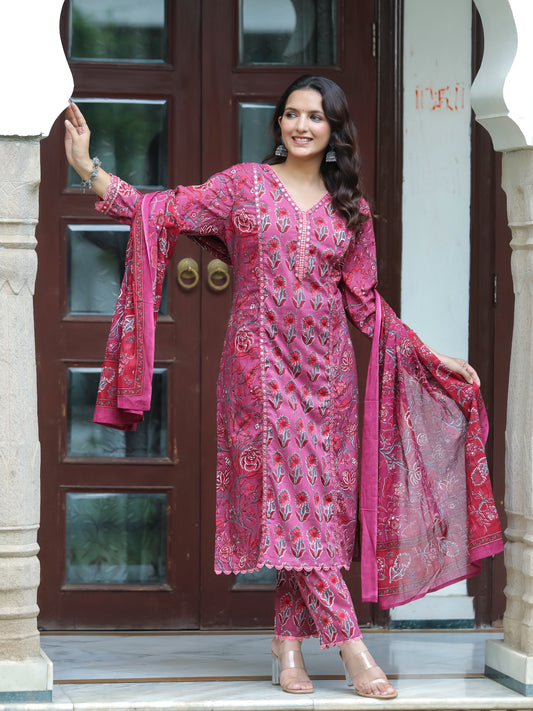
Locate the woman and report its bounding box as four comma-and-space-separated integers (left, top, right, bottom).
65, 75, 501, 699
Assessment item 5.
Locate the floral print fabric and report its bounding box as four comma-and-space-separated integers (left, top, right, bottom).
96, 163, 373, 575
94, 162, 503, 607
275, 568, 361, 648
370, 300, 503, 607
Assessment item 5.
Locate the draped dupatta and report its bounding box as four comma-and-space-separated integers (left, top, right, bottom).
360, 294, 503, 608
93, 191, 179, 429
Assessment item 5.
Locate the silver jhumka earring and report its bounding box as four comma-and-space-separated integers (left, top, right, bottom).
325, 147, 337, 163
275, 143, 288, 157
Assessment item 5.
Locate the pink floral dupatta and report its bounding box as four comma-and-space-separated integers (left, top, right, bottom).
93, 191, 178, 429
360, 293, 503, 608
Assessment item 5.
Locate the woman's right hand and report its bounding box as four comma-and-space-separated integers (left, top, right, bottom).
64, 101, 111, 196
64, 101, 93, 180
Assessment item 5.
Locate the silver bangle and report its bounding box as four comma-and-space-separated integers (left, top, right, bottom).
81, 157, 101, 193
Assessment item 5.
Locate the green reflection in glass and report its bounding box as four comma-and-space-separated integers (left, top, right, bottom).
67, 225, 168, 316
65, 492, 167, 584
70, 0, 167, 63
67, 368, 167, 458
239, 103, 276, 163
239, 0, 336, 66
235, 568, 277, 585
67, 99, 168, 188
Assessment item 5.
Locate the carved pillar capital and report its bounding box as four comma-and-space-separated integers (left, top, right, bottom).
472, 0, 533, 151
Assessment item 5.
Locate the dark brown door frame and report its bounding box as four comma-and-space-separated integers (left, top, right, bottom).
468, 6, 510, 626
374, 0, 403, 314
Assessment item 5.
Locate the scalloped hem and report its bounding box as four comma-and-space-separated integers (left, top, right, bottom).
328, 635, 363, 650
274, 634, 310, 642
215, 560, 352, 575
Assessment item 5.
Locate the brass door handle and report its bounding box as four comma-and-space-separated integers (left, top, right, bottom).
207, 259, 231, 292
176, 258, 199, 290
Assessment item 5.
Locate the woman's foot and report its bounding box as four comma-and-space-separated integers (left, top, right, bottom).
271, 638, 314, 694
340, 638, 397, 699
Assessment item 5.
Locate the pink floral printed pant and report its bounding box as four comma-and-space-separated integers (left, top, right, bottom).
274, 568, 362, 648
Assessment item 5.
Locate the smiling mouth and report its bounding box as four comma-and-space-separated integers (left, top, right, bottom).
292, 137, 312, 144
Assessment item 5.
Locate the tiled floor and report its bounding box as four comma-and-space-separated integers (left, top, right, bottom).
3, 630, 533, 710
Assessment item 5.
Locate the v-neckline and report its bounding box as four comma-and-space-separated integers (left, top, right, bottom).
264, 164, 330, 214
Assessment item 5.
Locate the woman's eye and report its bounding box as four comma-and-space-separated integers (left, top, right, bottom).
285, 111, 296, 118
311, 115, 323, 121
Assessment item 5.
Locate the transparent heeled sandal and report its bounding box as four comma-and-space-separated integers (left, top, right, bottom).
271, 644, 314, 694
340, 646, 397, 700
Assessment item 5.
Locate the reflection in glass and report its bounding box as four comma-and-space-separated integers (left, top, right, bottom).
70, 0, 167, 63
239, 0, 336, 65
239, 103, 276, 163
235, 568, 277, 585
67, 368, 167, 458
67, 99, 168, 188
67, 225, 168, 316
65, 492, 167, 584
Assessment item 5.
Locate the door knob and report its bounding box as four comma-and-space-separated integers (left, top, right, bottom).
176, 258, 199, 290
207, 259, 231, 292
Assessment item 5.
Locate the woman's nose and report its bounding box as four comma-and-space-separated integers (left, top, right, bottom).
296, 115, 307, 131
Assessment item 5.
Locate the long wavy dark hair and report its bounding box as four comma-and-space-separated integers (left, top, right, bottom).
264, 75, 367, 229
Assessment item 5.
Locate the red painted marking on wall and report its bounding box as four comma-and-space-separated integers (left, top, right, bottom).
415, 82, 465, 111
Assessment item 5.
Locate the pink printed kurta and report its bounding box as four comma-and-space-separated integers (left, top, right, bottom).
94, 162, 503, 605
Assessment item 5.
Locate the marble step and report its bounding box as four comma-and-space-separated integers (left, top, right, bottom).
46, 677, 533, 711
2, 631, 531, 710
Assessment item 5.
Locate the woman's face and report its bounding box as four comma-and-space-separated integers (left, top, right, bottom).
278, 89, 331, 162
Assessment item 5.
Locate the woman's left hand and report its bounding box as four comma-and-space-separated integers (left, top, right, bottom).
430, 350, 481, 387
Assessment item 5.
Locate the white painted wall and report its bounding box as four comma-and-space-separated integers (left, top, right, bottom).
0, 0, 72, 136
401, 0, 472, 359
392, 0, 474, 624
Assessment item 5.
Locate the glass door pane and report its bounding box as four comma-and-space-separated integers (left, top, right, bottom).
66, 368, 168, 458
239, 0, 337, 65
70, 0, 167, 63
67, 224, 168, 316
67, 99, 168, 189
239, 103, 276, 162
65, 492, 167, 585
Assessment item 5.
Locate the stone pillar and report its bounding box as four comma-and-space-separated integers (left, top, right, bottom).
503, 150, 533, 657
483, 148, 533, 695
0, 139, 52, 701
0, 0, 72, 701
472, 0, 533, 697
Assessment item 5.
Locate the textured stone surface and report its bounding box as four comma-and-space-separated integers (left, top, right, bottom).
502, 148, 533, 659
0, 138, 43, 664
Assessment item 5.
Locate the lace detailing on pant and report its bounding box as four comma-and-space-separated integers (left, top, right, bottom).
274, 568, 361, 648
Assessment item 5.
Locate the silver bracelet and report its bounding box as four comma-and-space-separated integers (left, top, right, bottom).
81, 157, 102, 193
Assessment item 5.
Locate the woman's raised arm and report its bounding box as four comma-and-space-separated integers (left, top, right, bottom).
64, 101, 111, 197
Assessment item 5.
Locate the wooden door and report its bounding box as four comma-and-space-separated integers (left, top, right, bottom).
37, 0, 204, 629
197, 0, 401, 629
36, 0, 400, 630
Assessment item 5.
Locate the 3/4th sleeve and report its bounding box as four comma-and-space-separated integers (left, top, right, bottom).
95, 167, 241, 262
340, 199, 378, 337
